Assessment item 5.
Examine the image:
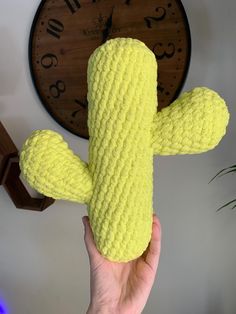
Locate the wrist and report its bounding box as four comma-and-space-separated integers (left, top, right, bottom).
86, 303, 116, 314
86, 303, 142, 314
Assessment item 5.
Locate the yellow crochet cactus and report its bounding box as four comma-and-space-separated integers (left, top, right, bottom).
19, 38, 230, 262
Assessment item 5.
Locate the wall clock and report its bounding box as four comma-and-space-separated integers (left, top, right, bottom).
29, 0, 191, 139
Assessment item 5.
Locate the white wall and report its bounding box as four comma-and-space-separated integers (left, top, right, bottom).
0, 1, 236, 313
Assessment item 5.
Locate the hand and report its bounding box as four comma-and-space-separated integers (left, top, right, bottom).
82, 213, 162, 314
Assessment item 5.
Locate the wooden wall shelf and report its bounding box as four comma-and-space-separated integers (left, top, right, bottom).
0, 121, 55, 211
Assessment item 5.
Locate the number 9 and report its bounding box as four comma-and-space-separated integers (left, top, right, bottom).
41, 53, 58, 69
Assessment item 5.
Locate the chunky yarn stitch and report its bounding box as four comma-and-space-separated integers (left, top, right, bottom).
19, 37, 230, 262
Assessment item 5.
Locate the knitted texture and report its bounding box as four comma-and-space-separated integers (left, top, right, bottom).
19, 130, 92, 203
87, 38, 157, 261
152, 87, 230, 155
19, 37, 230, 262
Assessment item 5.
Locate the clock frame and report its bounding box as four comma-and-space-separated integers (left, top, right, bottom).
29, 0, 191, 139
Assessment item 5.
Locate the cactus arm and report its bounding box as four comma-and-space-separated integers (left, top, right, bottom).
152, 87, 230, 155
19, 130, 93, 204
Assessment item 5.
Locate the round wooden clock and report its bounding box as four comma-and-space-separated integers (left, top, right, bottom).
29, 0, 191, 139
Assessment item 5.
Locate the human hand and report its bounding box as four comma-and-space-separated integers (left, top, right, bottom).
82, 213, 161, 314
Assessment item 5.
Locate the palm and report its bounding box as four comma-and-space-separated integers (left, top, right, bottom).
83, 214, 161, 314
95, 254, 156, 311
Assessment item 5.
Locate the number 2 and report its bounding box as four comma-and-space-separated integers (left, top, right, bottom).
144, 7, 166, 28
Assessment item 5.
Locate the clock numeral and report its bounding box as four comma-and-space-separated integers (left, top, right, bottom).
72, 99, 88, 117
47, 19, 64, 39
153, 42, 175, 60
49, 80, 66, 98
75, 99, 88, 109
144, 7, 166, 28
64, 0, 81, 14
41, 53, 58, 69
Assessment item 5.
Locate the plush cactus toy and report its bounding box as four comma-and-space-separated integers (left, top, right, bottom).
19, 37, 229, 262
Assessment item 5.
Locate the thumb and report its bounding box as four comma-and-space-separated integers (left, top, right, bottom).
82, 216, 104, 265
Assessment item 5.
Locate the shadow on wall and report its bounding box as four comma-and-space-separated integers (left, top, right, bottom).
0, 27, 23, 96
2, 115, 33, 148
188, 1, 213, 49
183, 0, 213, 86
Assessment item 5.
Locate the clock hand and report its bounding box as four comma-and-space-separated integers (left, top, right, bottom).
102, 6, 115, 43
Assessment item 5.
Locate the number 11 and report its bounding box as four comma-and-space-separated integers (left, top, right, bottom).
64, 0, 81, 14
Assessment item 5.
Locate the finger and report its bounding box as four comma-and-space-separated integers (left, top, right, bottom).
82, 216, 104, 265
145, 213, 162, 273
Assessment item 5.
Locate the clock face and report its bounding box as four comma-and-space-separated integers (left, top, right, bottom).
29, 0, 191, 139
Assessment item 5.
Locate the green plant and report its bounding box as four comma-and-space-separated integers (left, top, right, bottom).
209, 165, 236, 211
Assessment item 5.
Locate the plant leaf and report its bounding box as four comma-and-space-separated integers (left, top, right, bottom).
231, 204, 236, 210
218, 169, 236, 178
216, 199, 236, 212
209, 165, 236, 183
